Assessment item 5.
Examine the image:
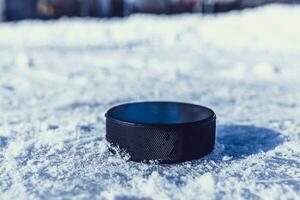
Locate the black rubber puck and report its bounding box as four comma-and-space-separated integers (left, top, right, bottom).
105, 101, 216, 163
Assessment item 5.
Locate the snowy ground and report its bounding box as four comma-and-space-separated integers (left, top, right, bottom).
0, 4, 300, 200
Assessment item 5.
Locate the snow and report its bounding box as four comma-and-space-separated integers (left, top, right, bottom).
0, 4, 300, 199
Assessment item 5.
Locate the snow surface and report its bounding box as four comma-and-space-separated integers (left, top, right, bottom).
0, 4, 300, 200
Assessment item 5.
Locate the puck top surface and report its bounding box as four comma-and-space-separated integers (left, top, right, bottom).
106, 101, 215, 125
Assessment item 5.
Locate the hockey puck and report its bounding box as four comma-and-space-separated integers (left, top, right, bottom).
105, 101, 216, 163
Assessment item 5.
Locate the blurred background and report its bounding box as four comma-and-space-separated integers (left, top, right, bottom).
0, 0, 299, 21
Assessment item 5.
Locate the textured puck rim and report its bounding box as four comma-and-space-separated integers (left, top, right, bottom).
105, 101, 216, 163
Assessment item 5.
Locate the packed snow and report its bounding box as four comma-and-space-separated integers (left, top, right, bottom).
0, 4, 300, 200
